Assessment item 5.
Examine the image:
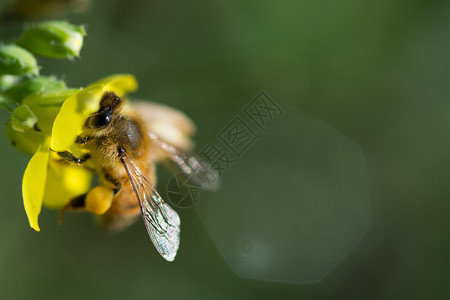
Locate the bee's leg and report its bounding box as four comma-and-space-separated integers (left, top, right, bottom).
58, 186, 116, 223
56, 151, 91, 165
75, 136, 91, 145
103, 170, 121, 194
58, 193, 87, 223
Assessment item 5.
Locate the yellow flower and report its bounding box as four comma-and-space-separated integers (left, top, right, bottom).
8, 74, 138, 231
51, 74, 137, 151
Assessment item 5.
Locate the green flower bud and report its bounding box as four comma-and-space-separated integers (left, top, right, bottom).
6, 88, 80, 154
0, 44, 39, 76
0, 75, 21, 92
6, 119, 43, 156
22, 88, 80, 134
23, 88, 79, 107
17, 21, 86, 59
11, 104, 38, 132
5, 76, 67, 103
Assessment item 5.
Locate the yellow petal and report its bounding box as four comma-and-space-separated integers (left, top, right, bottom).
43, 160, 93, 209
50, 85, 104, 151
22, 139, 50, 231
88, 74, 138, 94
50, 74, 138, 152
24, 89, 80, 135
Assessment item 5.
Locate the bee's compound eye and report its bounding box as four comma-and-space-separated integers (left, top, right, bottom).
87, 108, 113, 129
93, 114, 111, 127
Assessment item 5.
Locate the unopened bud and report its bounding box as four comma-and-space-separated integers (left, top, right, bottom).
17, 21, 86, 59
10, 104, 38, 132
6, 76, 67, 103
0, 44, 39, 76
6, 119, 43, 156
0, 75, 21, 92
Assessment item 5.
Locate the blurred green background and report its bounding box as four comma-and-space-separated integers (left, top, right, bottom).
1, 0, 450, 299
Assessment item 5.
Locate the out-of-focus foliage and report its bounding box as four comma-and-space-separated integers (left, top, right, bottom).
1, 0, 90, 21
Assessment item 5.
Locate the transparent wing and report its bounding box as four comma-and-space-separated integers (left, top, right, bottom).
148, 132, 220, 191
120, 154, 180, 262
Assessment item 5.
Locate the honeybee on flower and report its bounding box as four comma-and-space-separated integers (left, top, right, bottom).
7, 75, 218, 261
0, 21, 218, 262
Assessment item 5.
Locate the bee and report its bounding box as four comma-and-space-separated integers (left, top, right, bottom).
57, 91, 218, 261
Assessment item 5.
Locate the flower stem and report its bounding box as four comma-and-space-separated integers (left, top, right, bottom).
0, 94, 16, 112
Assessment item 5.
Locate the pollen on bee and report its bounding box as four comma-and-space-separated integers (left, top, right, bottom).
85, 186, 114, 215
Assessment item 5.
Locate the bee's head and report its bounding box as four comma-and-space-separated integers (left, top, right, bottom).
85, 91, 122, 129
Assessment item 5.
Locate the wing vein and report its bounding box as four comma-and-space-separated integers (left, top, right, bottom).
120, 154, 180, 261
